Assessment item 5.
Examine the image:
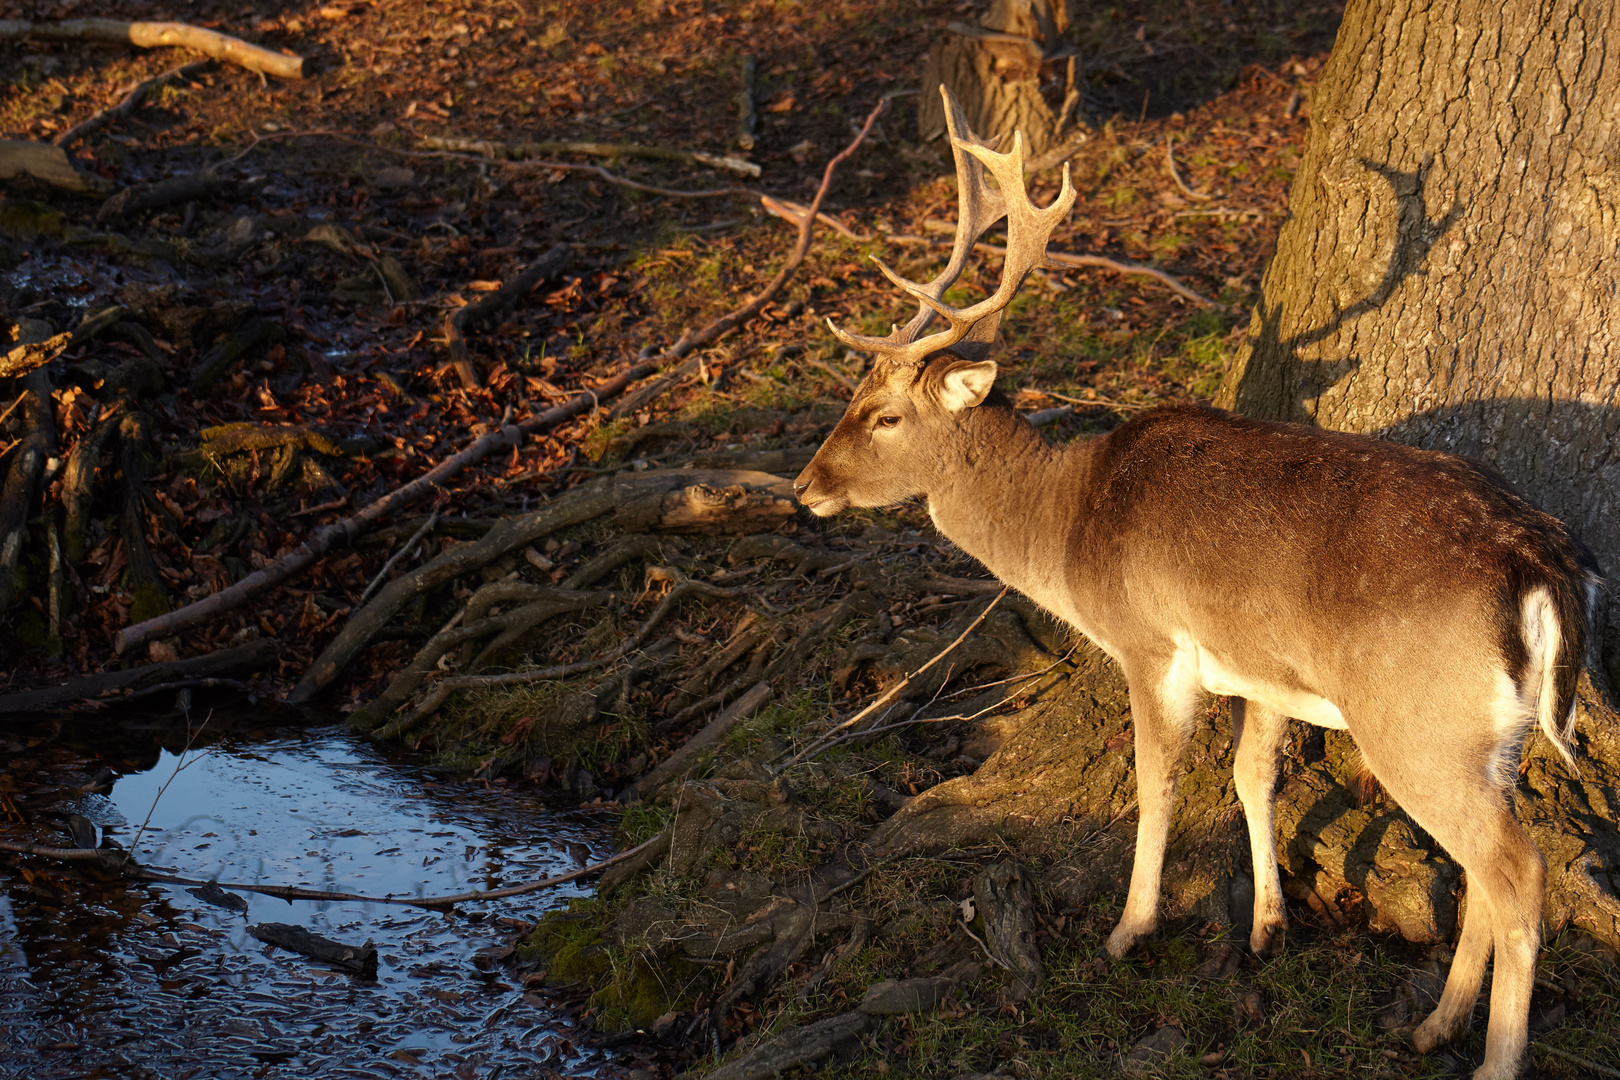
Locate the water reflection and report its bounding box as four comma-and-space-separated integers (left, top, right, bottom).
0, 726, 612, 1079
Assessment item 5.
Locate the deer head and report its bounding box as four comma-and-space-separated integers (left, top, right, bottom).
793, 87, 1076, 517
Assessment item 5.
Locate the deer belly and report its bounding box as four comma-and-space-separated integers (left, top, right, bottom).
1187, 643, 1349, 729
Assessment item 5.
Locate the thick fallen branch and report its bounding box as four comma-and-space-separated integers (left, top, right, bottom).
0, 139, 105, 193
624, 679, 772, 801
416, 135, 760, 178
0, 639, 279, 713
0, 305, 122, 383
0, 18, 305, 79
97, 170, 237, 226
114, 362, 658, 656
56, 59, 211, 148
249, 923, 377, 977
442, 243, 571, 389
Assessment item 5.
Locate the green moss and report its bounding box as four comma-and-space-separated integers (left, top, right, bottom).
128, 582, 170, 624
0, 199, 63, 240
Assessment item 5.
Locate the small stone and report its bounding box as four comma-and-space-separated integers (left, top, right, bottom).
1122, 1025, 1187, 1076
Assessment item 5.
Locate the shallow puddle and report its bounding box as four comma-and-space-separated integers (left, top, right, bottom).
0, 722, 614, 1079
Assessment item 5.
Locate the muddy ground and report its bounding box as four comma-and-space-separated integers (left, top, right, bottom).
4, 1, 1619, 1078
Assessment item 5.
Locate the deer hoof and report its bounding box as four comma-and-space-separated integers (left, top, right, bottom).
1411, 1012, 1457, 1054
1250, 920, 1287, 958
1105, 921, 1150, 958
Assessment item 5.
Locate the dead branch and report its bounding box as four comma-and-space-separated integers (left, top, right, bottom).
891, 226, 1212, 306
1165, 133, 1214, 201
358, 512, 437, 606
778, 587, 1009, 771
0, 834, 664, 909
0, 639, 278, 713
759, 194, 866, 240
0, 305, 123, 381
355, 586, 617, 728
442, 243, 571, 389
624, 679, 772, 801
0, 370, 55, 613
379, 578, 750, 736
0, 18, 305, 79
114, 358, 661, 657
97, 170, 236, 226
0, 139, 106, 193
55, 59, 211, 148
416, 135, 760, 178
248, 923, 377, 977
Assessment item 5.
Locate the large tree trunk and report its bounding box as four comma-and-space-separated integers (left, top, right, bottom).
1213, 0, 1620, 952
1216, 0, 1620, 669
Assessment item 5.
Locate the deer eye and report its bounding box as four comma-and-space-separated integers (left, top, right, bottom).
875, 415, 902, 429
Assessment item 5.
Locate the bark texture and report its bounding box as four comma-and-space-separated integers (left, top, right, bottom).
1216, 0, 1620, 664
1213, 0, 1620, 954
918, 0, 1075, 159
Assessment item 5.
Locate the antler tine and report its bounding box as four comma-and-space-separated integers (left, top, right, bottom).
824, 86, 1077, 369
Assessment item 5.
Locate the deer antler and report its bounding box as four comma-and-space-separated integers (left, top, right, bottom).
829, 86, 1077, 366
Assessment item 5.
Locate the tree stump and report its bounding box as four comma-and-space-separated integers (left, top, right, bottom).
918, 0, 1079, 161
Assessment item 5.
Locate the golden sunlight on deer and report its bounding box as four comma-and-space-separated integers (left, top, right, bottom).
794, 87, 1602, 1080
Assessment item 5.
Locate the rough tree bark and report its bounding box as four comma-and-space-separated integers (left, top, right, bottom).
1216, 0, 1620, 667
918, 0, 1080, 161
1203, 0, 1620, 949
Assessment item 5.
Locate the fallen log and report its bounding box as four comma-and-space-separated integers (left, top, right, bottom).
0, 638, 279, 713
248, 923, 378, 977
97, 171, 237, 226
0, 18, 305, 79
442, 243, 571, 389
0, 139, 105, 193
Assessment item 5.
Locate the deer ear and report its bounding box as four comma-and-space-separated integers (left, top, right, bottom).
937, 360, 998, 412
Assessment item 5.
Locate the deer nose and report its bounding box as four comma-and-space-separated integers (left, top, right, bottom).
792, 466, 815, 497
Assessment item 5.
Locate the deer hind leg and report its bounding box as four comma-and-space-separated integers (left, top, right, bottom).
1106, 660, 1203, 958
1352, 730, 1544, 1080
1231, 697, 1289, 957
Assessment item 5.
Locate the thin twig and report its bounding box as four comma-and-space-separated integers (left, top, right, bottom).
885, 233, 1212, 307
128, 714, 211, 856
1037, 389, 1158, 412
777, 587, 1009, 772
358, 512, 437, 606
1536, 1045, 1620, 1079
385, 580, 747, 735
959, 918, 1012, 971
55, 59, 211, 147
1164, 134, 1213, 202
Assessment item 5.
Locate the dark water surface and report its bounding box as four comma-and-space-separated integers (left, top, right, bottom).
0, 720, 613, 1079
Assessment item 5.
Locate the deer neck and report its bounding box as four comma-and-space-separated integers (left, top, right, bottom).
922, 404, 1091, 598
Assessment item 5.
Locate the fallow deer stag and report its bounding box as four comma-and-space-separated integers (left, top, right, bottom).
794, 87, 1600, 1080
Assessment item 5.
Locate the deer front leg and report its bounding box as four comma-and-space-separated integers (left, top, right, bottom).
1231, 697, 1289, 956
1107, 668, 1200, 957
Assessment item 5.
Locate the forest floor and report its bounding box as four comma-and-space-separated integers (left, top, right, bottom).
3, 1, 1618, 1078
